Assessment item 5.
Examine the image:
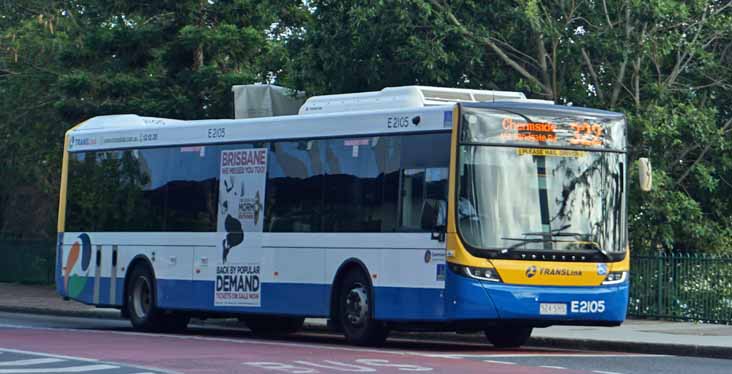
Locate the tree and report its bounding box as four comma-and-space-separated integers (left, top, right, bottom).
0, 0, 308, 238
289, 0, 732, 253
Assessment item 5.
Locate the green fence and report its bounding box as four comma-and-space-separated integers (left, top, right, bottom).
0, 239, 56, 284
629, 253, 732, 324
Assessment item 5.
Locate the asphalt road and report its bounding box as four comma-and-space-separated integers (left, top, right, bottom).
0, 312, 729, 374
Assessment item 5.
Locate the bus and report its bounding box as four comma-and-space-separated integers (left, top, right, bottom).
56, 86, 629, 347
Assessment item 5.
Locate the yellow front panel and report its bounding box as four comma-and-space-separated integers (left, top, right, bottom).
492, 259, 605, 286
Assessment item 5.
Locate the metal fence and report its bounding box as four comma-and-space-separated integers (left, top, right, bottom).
629, 253, 732, 324
0, 239, 55, 284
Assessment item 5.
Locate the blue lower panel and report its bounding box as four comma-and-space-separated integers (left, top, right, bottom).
445, 266, 629, 323
484, 282, 629, 322
374, 287, 445, 321
444, 268, 499, 320
158, 279, 330, 317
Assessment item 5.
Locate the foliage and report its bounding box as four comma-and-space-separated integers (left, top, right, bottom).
289, 0, 732, 254
2, 1, 732, 254
0, 0, 308, 238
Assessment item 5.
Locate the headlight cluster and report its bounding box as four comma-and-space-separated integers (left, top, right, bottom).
602, 271, 628, 285
448, 263, 502, 282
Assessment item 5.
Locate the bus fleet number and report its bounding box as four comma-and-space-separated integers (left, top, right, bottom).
570, 300, 605, 313
208, 128, 226, 139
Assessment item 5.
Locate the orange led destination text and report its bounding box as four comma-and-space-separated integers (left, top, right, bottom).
569, 122, 604, 147
501, 118, 557, 143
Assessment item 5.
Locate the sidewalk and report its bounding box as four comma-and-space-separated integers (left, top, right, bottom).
1, 283, 730, 359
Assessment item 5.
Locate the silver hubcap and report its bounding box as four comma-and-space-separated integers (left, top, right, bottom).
345, 285, 368, 326
132, 276, 152, 319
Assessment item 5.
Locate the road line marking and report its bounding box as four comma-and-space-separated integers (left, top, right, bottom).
2, 326, 439, 359
0, 325, 660, 363
539, 366, 567, 370
0, 350, 98, 364
0, 348, 177, 374
0, 364, 118, 373
460, 353, 663, 358
483, 360, 516, 365
592, 371, 625, 374
0, 359, 64, 367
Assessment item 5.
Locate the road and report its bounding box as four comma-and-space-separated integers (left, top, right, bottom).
0, 312, 729, 374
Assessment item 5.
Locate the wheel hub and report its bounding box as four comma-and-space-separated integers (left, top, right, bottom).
344, 285, 368, 326
132, 276, 151, 319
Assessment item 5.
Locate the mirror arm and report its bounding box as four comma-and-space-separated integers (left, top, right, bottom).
431, 225, 446, 242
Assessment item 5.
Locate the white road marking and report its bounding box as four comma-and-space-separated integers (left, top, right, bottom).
539, 366, 567, 370
0, 348, 177, 374
458, 353, 663, 358
0, 324, 452, 359
482, 360, 516, 365
0, 350, 98, 364
592, 371, 625, 374
0, 364, 118, 373
0, 359, 64, 367
0, 322, 660, 371
293, 361, 376, 372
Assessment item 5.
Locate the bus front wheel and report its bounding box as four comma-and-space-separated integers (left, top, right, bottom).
126, 264, 189, 332
484, 326, 533, 348
338, 270, 388, 346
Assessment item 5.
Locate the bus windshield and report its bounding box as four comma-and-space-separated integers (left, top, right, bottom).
457, 105, 627, 260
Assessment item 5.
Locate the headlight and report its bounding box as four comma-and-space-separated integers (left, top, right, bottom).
448, 263, 502, 282
602, 271, 628, 285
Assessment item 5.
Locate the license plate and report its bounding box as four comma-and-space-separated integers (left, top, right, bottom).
540, 303, 567, 315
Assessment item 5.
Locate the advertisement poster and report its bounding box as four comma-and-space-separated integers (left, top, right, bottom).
215, 148, 267, 307
217, 148, 267, 263
215, 263, 261, 307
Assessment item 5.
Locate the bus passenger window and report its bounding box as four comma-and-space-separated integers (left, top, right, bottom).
400, 168, 448, 231
397, 133, 450, 232
322, 137, 389, 232
266, 140, 325, 232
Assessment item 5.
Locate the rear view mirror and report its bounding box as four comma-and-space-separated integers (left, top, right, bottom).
638, 158, 652, 192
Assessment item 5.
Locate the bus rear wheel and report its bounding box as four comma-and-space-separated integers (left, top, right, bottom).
126, 264, 189, 332
244, 316, 305, 335
484, 326, 533, 348
338, 270, 388, 346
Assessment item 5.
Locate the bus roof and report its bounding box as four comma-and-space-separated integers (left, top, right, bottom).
66, 104, 457, 153
65, 86, 622, 153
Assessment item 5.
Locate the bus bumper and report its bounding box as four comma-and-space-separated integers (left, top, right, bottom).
446, 267, 629, 324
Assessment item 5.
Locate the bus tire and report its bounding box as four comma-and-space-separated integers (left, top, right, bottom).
244, 316, 304, 335
338, 270, 388, 346
484, 326, 533, 348
126, 264, 189, 332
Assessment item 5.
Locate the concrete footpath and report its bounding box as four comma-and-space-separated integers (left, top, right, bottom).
1, 283, 731, 359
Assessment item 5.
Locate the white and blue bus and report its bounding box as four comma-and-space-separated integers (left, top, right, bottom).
56, 86, 629, 347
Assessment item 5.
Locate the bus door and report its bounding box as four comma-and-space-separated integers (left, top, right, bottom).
400, 166, 450, 281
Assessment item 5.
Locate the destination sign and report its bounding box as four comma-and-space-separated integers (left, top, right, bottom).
461, 106, 625, 151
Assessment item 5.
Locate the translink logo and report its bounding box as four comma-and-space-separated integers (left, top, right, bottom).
525, 265, 583, 278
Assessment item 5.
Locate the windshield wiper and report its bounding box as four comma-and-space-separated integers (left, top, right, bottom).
521, 224, 579, 237
499, 231, 612, 260
498, 237, 571, 255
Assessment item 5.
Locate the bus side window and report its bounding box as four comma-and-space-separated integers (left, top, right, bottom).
398, 133, 450, 232
401, 168, 448, 231
266, 140, 325, 232
322, 137, 388, 232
